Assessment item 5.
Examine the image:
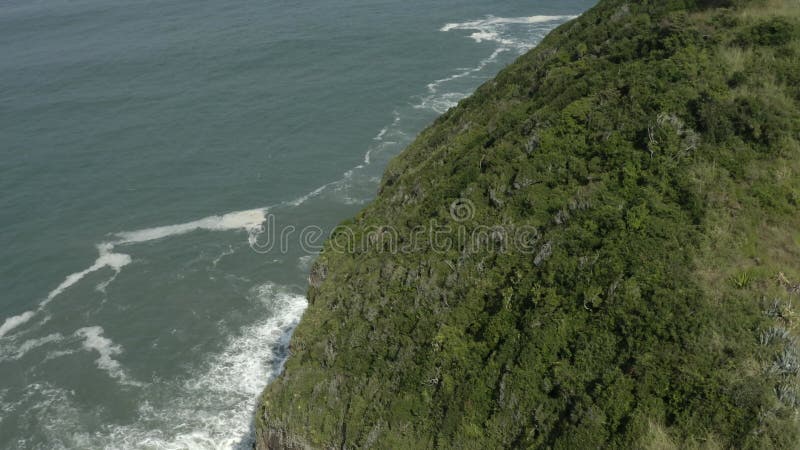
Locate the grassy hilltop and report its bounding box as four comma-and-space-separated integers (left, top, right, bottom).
257, 0, 800, 448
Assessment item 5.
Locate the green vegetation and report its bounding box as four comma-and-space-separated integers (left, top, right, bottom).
257, 0, 800, 448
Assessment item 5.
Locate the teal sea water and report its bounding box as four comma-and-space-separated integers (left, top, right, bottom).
0, 1, 590, 447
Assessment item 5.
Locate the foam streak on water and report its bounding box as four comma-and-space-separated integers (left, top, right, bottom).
440, 15, 578, 33
0, 333, 63, 362
75, 326, 143, 387
113, 210, 267, 245
79, 284, 307, 449
414, 14, 578, 114
0, 209, 269, 339
0, 245, 132, 338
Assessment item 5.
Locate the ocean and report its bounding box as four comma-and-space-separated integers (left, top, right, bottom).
0, 0, 590, 447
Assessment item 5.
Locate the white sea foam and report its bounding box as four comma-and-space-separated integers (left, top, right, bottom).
0, 244, 132, 338
416, 15, 575, 115
442, 14, 578, 54
76, 326, 142, 387
440, 15, 577, 32
0, 207, 272, 339
114, 209, 267, 245
60, 283, 308, 450
469, 31, 516, 46
415, 91, 469, 114
1, 383, 82, 447
280, 162, 374, 211
297, 254, 316, 272
211, 245, 236, 269
415, 23, 517, 113
43, 348, 77, 362
187, 284, 307, 396
374, 126, 388, 141
46, 244, 132, 303
0, 333, 63, 361
96, 271, 120, 294
424, 47, 507, 101
284, 184, 330, 207
0, 311, 37, 339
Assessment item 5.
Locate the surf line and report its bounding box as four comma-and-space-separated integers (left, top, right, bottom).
0, 159, 376, 340
0, 209, 268, 339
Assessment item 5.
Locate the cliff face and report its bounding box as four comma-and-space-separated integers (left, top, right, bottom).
257, 0, 800, 448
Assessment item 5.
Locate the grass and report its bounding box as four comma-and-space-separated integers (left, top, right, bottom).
642, 421, 723, 450
738, 0, 800, 20
718, 46, 755, 72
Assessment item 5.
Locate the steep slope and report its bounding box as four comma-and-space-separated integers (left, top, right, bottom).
257, 0, 800, 448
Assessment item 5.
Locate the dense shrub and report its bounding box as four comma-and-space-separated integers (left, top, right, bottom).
258, 0, 800, 448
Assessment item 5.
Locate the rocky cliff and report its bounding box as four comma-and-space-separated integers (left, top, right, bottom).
257, 0, 800, 448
